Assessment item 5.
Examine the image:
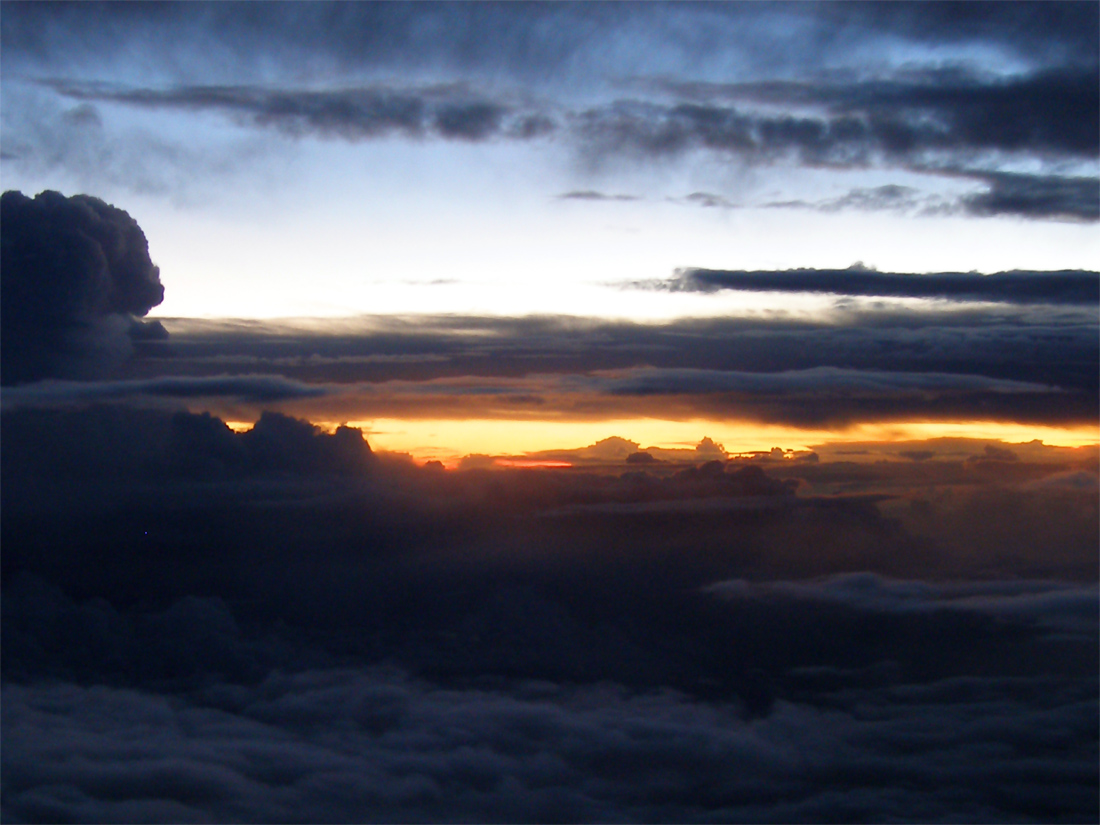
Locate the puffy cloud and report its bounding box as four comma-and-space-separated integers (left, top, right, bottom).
0, 405, 372, 485
705, 573, 1099, 636
3, 666, 1095, 824
0, 190, 166, 384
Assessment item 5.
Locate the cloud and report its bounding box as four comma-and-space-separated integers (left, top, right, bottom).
674, 191, 736, 208
765, 184, 925, 213
1, 374, 329, 407
556, 190, 641, 202
1, 190, 167, 384
3, 664, 1095, 824
647, 267, 1100, 306
123, 309, 1096, 429
594, 366, 1057, 397
41, 80, 551, 145
32, 72, 1098, 222
2, 394, 1095, 822
157, 309, 1099, 398
651, 67, 1099, 160
706, 573, 1100, 635
0, 406, 373, 486
961, 171, 1100, 221
6, 3, 1094, 89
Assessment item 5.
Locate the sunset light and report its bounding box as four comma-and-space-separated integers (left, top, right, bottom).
2, 3, 1097, 822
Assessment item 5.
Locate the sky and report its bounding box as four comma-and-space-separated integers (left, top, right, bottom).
2, 1, 1098, 462
2, 1, 1098, 318
1, 4, 1098, 823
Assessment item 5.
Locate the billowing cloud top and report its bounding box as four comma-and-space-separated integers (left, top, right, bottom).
1, 190, 166, 384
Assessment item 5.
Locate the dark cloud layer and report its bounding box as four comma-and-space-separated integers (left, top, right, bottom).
652, 67, 1099, 160
962, 171, 1100, 221
118, 309, 1098, 428
6, 4, 1096, 218
1, 403, 1096, 822
0, 190, 166, 384
650, 266, 1100, 305
41, 80, 545, 144
4, 2, 1095, 82
1, 374, 329, 406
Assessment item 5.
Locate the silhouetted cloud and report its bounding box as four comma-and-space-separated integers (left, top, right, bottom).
650, 66, 1099, 159
646, 267, 1100, 306
8, 5, 1096, 217
33, 69, 1099, 222
1, 190, 166, 384
961, 171, 1100, 221
41, 80, 548, 144
3, 396, 1095, 822
1, 374, 329, 407
120, 309, 1096, 428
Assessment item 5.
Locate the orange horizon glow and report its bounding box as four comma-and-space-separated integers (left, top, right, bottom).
494, 459, 574, 469
222, 416, 1099, 465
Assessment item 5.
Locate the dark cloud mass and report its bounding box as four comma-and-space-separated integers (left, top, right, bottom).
4, 4, 1096, 218
654, 267, 1100, 306
104, 308, 1096, 429
962, 171, 1100, 221
654, 67, 1099, 159
40, 80, 541, 145
2, 402, 1097, 822
1, 190, 166, 384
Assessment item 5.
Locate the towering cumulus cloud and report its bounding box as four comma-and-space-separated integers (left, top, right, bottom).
0, 190, 166, 384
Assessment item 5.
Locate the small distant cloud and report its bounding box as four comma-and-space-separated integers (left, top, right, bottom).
556, 190, 641, 202
671, 192, 736, 209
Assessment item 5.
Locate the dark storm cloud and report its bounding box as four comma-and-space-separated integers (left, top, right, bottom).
0, 190, 166, 384
648, 267, 1100, 306
40, 80, 545, 144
